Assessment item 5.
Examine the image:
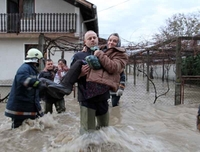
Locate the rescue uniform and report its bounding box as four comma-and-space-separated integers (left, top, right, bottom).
5, 63, 43, 128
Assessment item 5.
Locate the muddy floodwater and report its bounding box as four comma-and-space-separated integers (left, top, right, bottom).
0, 75, 200, 152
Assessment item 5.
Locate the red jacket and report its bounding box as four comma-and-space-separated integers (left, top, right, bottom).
86, 47, 128, 92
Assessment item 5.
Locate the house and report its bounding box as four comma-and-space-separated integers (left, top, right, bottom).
0, 0, 99, 84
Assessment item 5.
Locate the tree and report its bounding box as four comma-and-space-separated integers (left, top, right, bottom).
153, 11, 200, 41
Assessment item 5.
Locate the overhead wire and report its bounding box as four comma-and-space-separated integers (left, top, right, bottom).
95, 0, 131, 45
98, 0, 131, 12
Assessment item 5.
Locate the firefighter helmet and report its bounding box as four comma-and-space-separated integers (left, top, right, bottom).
26, 48, 43, 59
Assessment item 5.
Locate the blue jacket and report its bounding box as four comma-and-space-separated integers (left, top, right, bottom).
5, 63, 43, 119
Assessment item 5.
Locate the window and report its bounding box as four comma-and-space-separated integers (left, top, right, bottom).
23, 0, 34, 14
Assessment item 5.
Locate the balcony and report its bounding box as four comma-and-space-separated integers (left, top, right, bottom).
0, 13, 77, 34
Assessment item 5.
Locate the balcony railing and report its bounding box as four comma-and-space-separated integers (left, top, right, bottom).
0, 13, 77, 33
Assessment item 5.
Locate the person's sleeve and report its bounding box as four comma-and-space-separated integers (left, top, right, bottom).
38, 72, 43, 79
17, 68, 41, 88
116, 71, 126, 96
119, 70, 126, 89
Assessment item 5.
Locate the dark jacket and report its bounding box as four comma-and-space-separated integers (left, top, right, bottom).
5, 63, 43, 119
38, 69, 60, 102
70, 48, 94, 102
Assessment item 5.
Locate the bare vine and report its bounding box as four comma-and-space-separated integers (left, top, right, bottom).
138, 68, 170, 104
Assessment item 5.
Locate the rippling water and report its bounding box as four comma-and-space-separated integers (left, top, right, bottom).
0, 76, 200, 152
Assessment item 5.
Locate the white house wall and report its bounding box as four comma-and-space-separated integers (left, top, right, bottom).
35, 0, 74, 13
35, 0, 81, 37
153, 64, 176, 81
0, 0, 76, 14
0, 38, 38, 82
0, 38, 76, 82
50, 51, 75, 67
75, 7, 82, 39
127, 64, 176, 81
0, 0, 6, 13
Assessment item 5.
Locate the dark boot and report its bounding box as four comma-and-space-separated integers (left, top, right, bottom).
12, 118, 25, 129
48, 60, 83, 95
39, 78, 65, 99
55, 98, 66, 113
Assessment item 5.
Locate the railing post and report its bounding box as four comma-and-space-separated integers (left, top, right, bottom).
69, 13, 71, 32
43, 13, 46, 32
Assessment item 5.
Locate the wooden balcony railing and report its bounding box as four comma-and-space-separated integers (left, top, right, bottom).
0, 13, 77, 33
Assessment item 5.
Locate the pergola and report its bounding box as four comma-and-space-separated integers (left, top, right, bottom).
127, 36, 200, 105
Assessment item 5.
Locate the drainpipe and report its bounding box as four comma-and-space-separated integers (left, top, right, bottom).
80, 4, 97, 42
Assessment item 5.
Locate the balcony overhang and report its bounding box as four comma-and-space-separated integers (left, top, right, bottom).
0, 33, 77, 39
63, 0, 99, 36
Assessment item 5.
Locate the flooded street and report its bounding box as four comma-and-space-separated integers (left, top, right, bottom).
0, 75, 200, 152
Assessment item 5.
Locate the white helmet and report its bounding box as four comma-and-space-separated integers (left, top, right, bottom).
24, 48, 43, 63
26, 48, 43, 59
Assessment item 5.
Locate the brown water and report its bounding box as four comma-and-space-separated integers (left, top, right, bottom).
0, 76, 200, 152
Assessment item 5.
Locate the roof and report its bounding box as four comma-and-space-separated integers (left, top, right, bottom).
63, 0, 99, 35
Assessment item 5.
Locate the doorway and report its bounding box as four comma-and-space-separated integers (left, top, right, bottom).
7, 0, 20, 33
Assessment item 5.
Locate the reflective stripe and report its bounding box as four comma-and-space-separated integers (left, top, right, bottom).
23, 77, 32, 87
120, 80, 125, 84
5, 109, 37, 116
